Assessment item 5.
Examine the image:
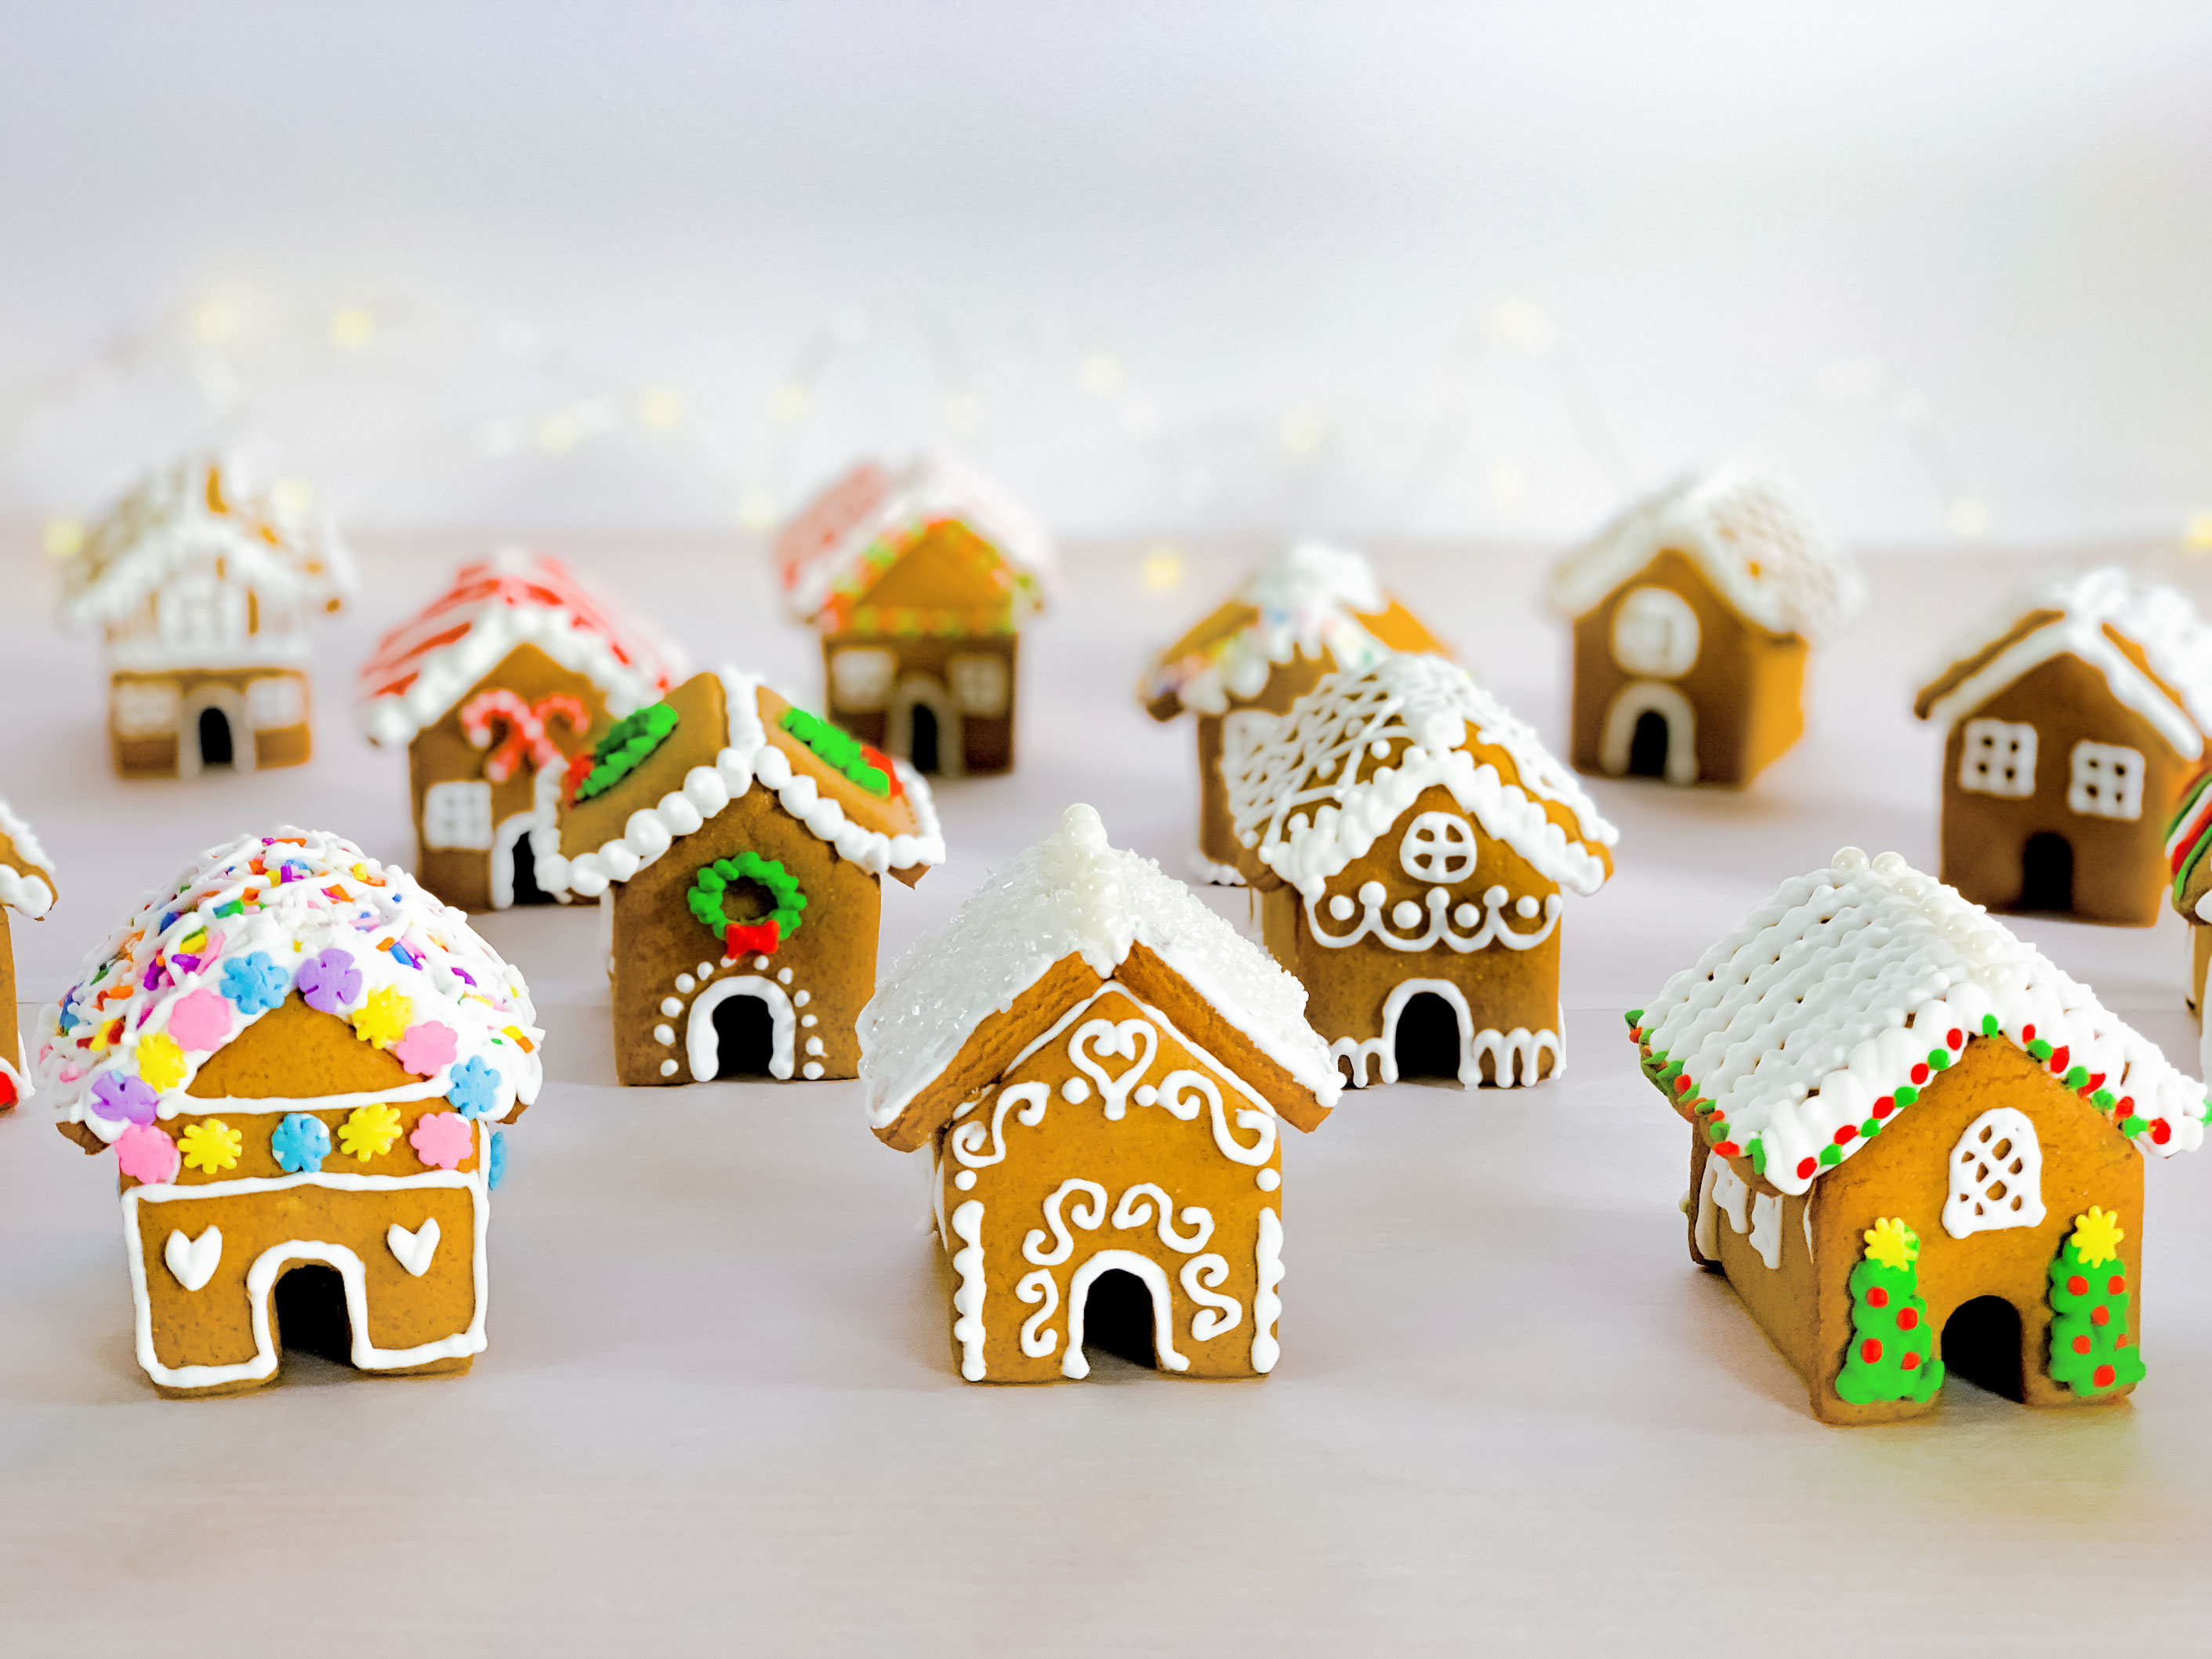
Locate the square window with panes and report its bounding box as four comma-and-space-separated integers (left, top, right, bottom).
1958, 719, 2036, 799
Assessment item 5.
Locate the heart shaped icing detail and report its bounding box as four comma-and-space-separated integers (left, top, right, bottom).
163, 1226, 222, 1293
386, 1218, 441, 1278
1068, 1017, 1157, 1120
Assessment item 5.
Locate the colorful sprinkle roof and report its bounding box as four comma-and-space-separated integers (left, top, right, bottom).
1635, 847, 2204, 1199
1547, 465, 1862, 642
0, 799, 56, 920
1222, 653, 1617, 900
37, 829, 542, 1143
1141, 541, 1446, 719
357, 548, 688, 746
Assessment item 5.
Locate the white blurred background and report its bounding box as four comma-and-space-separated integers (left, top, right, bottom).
2, 0, 2209, 549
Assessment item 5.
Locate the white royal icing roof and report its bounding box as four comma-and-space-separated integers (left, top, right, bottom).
1638, 847, 2205, 1199
1916, 567, 2212, 761
858, 802, 1340, 1132
1547, 465, 1863, 642
0, 799, 56, 920
357, 548, 688, 746
37, 828, 542, 1144
1223, 653, 1617, 901
535, 669, 945, 899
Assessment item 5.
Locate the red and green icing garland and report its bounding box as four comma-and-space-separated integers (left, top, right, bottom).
778, 706, 897, 799
688, 852, 806, 958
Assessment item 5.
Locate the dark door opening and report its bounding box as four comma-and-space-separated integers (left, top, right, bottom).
1080, 1268, 1159, 1371
2018, 832, 2074, 914
910, 704, 941, 774
272, 1263, 353, 1366
712, 994, 775, 1078
1942, 1295, 2024, 1400
1393, 991, 1463, 1082
509, 839, 553, 905
1627, 709, 1670, 778
197, 706, 235, 769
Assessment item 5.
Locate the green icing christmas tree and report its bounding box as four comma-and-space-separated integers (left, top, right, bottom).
2047, 1206, 2146, 1398
1835, 1217, 1945, 1405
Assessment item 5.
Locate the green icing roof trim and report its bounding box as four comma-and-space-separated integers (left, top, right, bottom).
574, 702, 679, 802
778, 706, 890, 798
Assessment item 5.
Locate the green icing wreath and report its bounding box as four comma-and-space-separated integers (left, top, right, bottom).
574, 702, 680, 802
688, 851, 807, 942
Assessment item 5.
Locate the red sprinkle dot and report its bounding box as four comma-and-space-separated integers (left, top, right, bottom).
2116, 1335, 2130, 1348
2072, 1335, 2092, 1355
2022, 1023, 2036, 1042
2152, 1119, 2173, 1145
2091, 1306, 2111, 1327
2109, 1276, 2126, 1295
2067, 1275, 2088, 1296
1867, 1287, 1890, 1309
1947, 1028, 1964, 1049
1897, 1308, 1919, 1330
1834, 1125, 1857, 1146
1910, 1064, 1929, 1085
1861, 1339, 1883, 1364
1713, 1141, 1741, 1158
1797, 1157, 1817, 1180
1872, 1096, 1895, 1119
1901, 1351, 1920, 1371
2094, 1364, 2116, 1389
1674, 1074, 1692, 1094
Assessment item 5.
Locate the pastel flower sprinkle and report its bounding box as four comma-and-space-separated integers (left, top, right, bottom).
136, 1032, 188, 1093
294, 947, 362, 1015
409, 1110, 473, 1171
350, 987, 414, 1049
114, 1124, 181, 1185
177, 1118, 242, 1175
337, 1103, 403, 1161
487, 1128, 507, 1190
91, 1070, 158, 1126
392, 1021, 459, 1078
270, 1112, 332, 1174
220, 951, 290, 1016
166, 988, 233, 1052
448, 1056, 501, 1118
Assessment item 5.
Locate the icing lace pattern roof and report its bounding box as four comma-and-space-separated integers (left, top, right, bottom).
535, 669, 945, 898
1635, 847, 2205, 1199
0, 799, 56, 919
1915, 567, 2212, 760
36, 829, 542, 1144
1222, 654, 1617, 900
858, 803, 1339, 1132
1547, 465, 1862, 641
357, 549, 688, 745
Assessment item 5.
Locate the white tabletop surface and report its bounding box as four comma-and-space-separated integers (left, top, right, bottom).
2, 531, 2210, 1655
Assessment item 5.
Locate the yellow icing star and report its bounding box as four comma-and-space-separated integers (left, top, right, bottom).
1862, 1216, 1918, 1272
2070, 1206, 2126, 1269
136, 1031, 187, 1093
177, 1117, 241, 1175
337, 1103, 403, 1161
350, 986, 414, 1049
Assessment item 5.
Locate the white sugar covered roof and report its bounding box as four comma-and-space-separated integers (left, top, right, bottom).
1636, 847, 2205, 1199
1547, 465, 1862, 642
858, 803, 1340, 1135
358, 549, 688, 746
38, 829, 542, 1144
1914, 567, 2212, 760
1222, 654, 1617, 900
0, 799, 56, 920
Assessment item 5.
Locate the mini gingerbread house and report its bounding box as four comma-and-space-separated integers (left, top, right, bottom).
859, 804, 1337, 1382
1635, 846, 2205, 1424
2162, 764, 2212, 1024
1140, 541, 1447, 884
1916, 569, 2212, 925
533, 668, 942, 1084
0, 800, 56, 1109
1547, 467, 1862, 788
358, 549, 688, 911
39, 828, 541, 1397
60, 455, 355, 779
774, 456, 1055, 777
1222, 653, 1617, 1088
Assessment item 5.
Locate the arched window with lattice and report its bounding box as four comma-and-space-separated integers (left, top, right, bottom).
1942, 1108, 2047, 1239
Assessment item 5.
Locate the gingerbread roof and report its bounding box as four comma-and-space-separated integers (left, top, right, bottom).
2165, 766, 2212, 920
1634, 846, 2206, 1201
1141, 541, 1445, 719
0, 799, 56, 920
357, 549, 687, 747
535, 668, 943, 900
1914, 568, 2212, 762
858, 803, 1339, 1146
1222, 653, 1617, 901
60, 455, 354, 666
1547, 465, 1862, 642
37, 828, 542, 1145
774, 456, 1056, 632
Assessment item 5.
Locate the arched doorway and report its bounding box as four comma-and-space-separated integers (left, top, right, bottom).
1074, 1267, 1159, 1371
179, 683, 256, 778
1393, 991, 1464, 1082
911, 705, 941, 775
685, 976, 796, 1081
1942, 1295, 2024, 1400
1061, 1250, 1187, 1378
490, 814, 553, 909
1628, 711, 1669, 778
887, 676, 963, 778
2018, 832, 2073, 914
711, 996, 775, 1078
271, 1262, 354, 1367
198, 706, 235, 768
1599, 681, 1698, 785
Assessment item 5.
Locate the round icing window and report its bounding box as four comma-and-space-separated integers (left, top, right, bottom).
1611, 585, 1701, 678
1400, 812, 1477, 882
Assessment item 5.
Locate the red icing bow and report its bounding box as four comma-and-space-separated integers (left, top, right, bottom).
724, 919, 782, 958
463, 690, 592, 784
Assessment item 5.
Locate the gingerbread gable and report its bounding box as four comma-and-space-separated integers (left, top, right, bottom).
1915, 569, 2212, 763
0, 799, 56, 919
357, 549, 687, 748
1634, 846, 2205, 1198
774, 456, 1056, 634
1141, 541, 1445, 720
860, 804, 1337, 1150
1222, 653, 1616, 901
1547, 466, 1861, 643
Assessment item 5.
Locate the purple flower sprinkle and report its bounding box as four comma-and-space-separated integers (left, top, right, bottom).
92, 1071, 158, 1126
294, 947, 362, 1015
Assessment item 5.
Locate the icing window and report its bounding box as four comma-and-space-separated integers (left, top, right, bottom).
422, 781, 495, 851
113, 679, 180, 737
1958, 718, 2037, 799
829, 647, 897, 712
1942, 1107, 2046, 1238
1399, 811, 1478, 882
2069, 741, 2144, 820
947, 653, 1010, 717
1610, 585, 1700, 679
245, 675, 303, 731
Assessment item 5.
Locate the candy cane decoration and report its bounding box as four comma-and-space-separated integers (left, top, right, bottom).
461, 690, 590, 783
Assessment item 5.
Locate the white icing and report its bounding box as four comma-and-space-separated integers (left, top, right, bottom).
1693, 1154, 1721, 1258
1021, 1179, 1108, 1267
1306, 882, 1561, 953
1749, 1194, 1783, 1270
1180, 1255, 1242, 1339
163, 1226, 221, 1292
386, 1218, 441, 1277
949, 1199, 988, 1382
1598, 681, 1699, 784
1061, 1251, 1188, 1378
1251, 1208, 1284, 1374
948, 1082, 1050, 1168
685, 976, 796, 1081
1943, 1108, 2047, 1238
1109, 1184, 1216, 1253
1711, 1159, 1752, 1234
1017, 1268, 1061, 1358
1067, 1017, 1158, 1119
0, 798, 57, 918
1331, 979, 1562, 1088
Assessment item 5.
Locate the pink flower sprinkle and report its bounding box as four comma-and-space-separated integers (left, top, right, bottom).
392, 1021, 459, 1078
408, 1110, 473, 1172
165, 988, 233, 1052
114, 1124, 181, 1186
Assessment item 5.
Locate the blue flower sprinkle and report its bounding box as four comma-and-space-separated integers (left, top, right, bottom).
220, 951, 291, 1016
487, 1129, 507, 1191
448, 1056, 501, 1118
270, 1112, 332, 1174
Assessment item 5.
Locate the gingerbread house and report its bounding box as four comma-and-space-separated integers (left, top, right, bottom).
358, 549, 688, 912
774, 456, 1055, 777
1547, 467, 1862, 788
859, 804, 1337, 1382
532, 668, 942, 1084
60, 455, 354, 778
1141, 541, 1447, 884
1635, 846, 2205, 1424
39, 829, 541, 1397
1221, 653, 1617, 1088
2161, 765, 2212, 1024
0, 800, 56, 1109
1915, 569, 2212, 925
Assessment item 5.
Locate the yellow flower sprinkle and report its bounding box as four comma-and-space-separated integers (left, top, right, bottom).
136, 1031, 188, 1092
350, 986, 414, 1049
177, 1118, 241, 1175
1862, 1216, 1918, 1272
2070, 1206, 2127, 1269
337, 1103, 403, 1162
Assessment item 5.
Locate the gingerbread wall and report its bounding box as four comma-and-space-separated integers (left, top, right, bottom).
110, 668, 314, 777
820, 632, 1017, 775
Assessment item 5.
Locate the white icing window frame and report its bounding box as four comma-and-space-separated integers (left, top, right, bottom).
421, 780, 495, 852
1957, 718, 2037, 799
946, 652, 1010, 718
2068, 740, 2145, 821
1942, 1107, 2046, 1239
